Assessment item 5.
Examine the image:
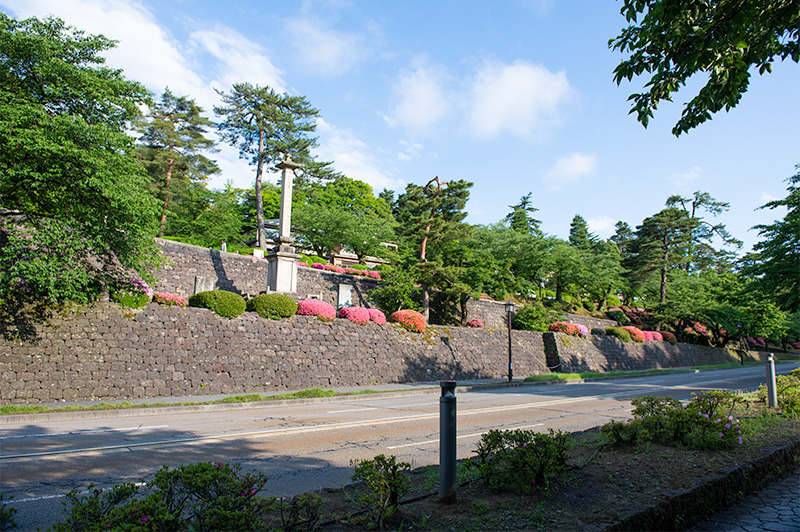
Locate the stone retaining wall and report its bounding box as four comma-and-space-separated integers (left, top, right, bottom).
0, 302, 548, 403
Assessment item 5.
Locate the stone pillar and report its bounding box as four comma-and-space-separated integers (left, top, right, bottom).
266, 157, 302, 293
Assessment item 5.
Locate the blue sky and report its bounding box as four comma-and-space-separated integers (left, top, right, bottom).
3, 0, 798, 253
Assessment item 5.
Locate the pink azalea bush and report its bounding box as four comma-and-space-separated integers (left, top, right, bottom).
307, 262, 382, 280
311, 263, 325, 270
153, 292, 188, 307
390, 309, 426, 333
338, 306, 371, 325
643, 330, 654, 341
548, 322, 588, 338
622, 326, 646, 342
650, 331, 664, 341
296, 299, 336, 321
368, 308, 386, 325
466, 318, 484, 328
298, 262, 309, 268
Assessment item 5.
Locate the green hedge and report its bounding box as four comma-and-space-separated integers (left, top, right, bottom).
605, 327, 631, 342
188, 290, 246, 319
246, 293, 297, 319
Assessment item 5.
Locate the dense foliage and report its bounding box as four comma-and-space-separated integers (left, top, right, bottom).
246, 293, 298, 320
189, 290, 246, 319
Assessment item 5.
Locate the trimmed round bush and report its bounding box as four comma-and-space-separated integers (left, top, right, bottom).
368, 308, 386, 325
297, 299, 336, 321
622, 326, 646, 342
189, 290, 246, 319
390, 309, 426, 333
338, 306, 371, 325
661, 331, 678, 345
153, 292, 188, 307
466, 318, 484, 328
591, 327, 606, 335
605, 327, 632, 342
650, 331, 664, 341
246, 293, 297, 320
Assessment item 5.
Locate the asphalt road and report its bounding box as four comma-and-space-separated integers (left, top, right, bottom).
1, 363, 795, 531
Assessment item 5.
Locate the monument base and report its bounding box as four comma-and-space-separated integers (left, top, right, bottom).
266, 244, 299, 293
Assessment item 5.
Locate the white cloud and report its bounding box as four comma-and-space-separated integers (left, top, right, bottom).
665, 166, 703, 191
315, 118, 405, 192
759, 192, 780, 204
286, 18, 368, 76
384, 57, 452, 134
544, 152, 597, 190
397, 140, 424, 161
467, 59, 573, 139
588, 215, 616, 239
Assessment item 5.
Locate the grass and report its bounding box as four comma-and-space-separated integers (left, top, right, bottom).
522, 361, 763, 383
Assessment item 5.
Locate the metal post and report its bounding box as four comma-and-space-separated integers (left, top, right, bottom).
507, 311, 513, 382
439, 381, 457, 503
766, 354, 778, 408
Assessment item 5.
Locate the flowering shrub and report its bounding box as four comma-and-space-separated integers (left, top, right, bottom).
338, 306, 372, 325
648, 331, 663, 341
466, 318, 484, 328
548, 322, 587, 337
622, 326, 646, 342
620, 305, 647, 325
368, 308, 387, 325
111, 277, 153, 309
756, 337, 766, 346
307, 262, 381, 280
298, 262, 309, 268
153, 292, 188, 307
390, 309, 426, 333
642, 330, 654, 341
297, 299, 336, 322
311, 263, 325, 270
660, 331, 678, 345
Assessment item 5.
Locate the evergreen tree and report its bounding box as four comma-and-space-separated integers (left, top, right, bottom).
505, 192, 542, 235
568, 215, 596, 249
137, 88, 219, 237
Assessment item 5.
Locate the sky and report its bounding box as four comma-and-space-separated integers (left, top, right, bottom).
2, 0, 798, 253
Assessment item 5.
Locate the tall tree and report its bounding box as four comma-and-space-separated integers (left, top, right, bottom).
137, 88, 219, 237
215, 83, 328, 249
568, 215, 596, 249
394, 177, 472, 320
742, 168, 800, 312
610, 0, 800, 136
610, 221, 635, 259
505, 192, 542, 235
0, 14, 160, 307
625, 208, 699, 303
665, 191, 742, 272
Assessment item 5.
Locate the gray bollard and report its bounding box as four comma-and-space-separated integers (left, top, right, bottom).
766, 353, 778, 408
439, 380, 457, 503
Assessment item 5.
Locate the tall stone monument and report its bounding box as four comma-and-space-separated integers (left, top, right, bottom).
266, 156, 302, 293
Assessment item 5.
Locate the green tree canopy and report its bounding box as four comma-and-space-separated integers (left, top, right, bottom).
0, 14, 161, 306
610, 0, 800, 136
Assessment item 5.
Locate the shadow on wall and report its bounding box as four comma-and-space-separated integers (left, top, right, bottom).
210, 249, 240, 295
399, 352, 489, 383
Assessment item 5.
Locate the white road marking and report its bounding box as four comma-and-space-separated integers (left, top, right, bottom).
0, 425, 169, 440
326, 407, 377, 413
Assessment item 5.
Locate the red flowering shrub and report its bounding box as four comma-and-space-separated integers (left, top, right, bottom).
311, 263, 324, 270
643, 331, 654, 341
368, 308, 386, 325
298, 262, 309, 268
153, 292, 188, 307
660, 331, 677, 345
466, 318, 484, 328
756, 337, 767, 346
338, 306, 371, 325
622, 326, 646, 342
297, 299, 336, 321
390, 309, 426, 333
620, 305, 647, 325
548, 322, 588, 337
650, 331, 663, 341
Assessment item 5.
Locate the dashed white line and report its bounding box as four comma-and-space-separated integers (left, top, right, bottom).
0, 425, 169, 440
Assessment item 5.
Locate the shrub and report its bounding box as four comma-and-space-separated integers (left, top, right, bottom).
50, 462, 268, 531
301, 254, 328, 266
188, 290, 246, 319
605, 327, 631, 342
591, 327, 606, 335
153, 292, 188, 307
368, 308, 386, 325
466, 318, 484, 328
606, 295, 622, 307
548, 322, 588, 338
512, 302, 555, 332
650, 331, 664, 341
606, 306, 628, 323
110, 277, 153, 309
757, 368, 800, 414
467, 429, 572, 493
350, 455, 410, 531
660, 331, 678, 344
338, 306, 371, 325
622, 326, 646, 342
246, 294, 297, 320
390, 309, 426, 333
296, 299, 336, 321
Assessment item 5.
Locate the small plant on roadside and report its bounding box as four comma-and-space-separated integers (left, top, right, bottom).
296, 299, 336, 321
349, 454, 410, 531
188, 290, 246, 318
153, 292, 188, 307
468, 428, 573, 493
390, 309, 426, 333
269, 493, 322, 532
0, 494, 17, 531
757, 367, 800, 415
247, 293, 297, 320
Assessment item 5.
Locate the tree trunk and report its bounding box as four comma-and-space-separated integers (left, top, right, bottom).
255, 130, 266, 249
421, 283, 430, 321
